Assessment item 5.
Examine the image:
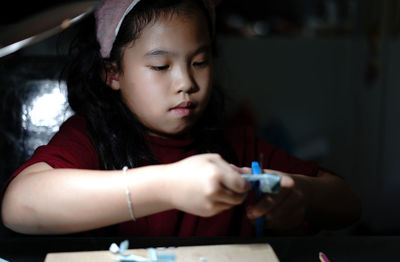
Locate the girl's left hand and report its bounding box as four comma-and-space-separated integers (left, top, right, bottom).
233, 166, 308, 233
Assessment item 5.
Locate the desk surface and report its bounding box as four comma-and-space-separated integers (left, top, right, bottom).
44, 243, 279, 262
0, 235, 398, 262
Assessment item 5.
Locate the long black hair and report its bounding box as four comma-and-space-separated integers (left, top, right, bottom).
66, 0, 237, 170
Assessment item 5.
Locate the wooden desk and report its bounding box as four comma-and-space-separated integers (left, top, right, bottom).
0, 235, 398, 262
45, 243, 279, 262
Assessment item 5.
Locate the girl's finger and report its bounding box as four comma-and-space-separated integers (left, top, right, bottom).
200, 202, 235, 217
279, 175, 295, 189
230, 164, 252, 174
262, 169, 295, 189
246, 188, 291, 219
217, 163, 250, 194
215, 187, 248, 205
246, 195, 274, 219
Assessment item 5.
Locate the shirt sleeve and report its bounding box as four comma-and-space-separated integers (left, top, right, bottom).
11, 115, 99, 179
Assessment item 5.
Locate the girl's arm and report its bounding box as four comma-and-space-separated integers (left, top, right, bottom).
245, 169, 361, 233
294, 170, 361, 230
1, 154, 249, 235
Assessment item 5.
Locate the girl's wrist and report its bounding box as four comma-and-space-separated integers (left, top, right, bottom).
126, 164, 176, 218
149, 163, 177, 210
160, 162, 181, 210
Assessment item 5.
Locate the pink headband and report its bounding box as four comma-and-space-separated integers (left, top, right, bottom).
95, 0, 219, 58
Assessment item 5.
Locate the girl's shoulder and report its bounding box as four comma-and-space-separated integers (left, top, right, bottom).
10, 114, 98, 180
34, 114, 97, 169
59, 114, 88, 131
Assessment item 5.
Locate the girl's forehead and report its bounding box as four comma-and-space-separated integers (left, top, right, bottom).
131, 12, 211, 53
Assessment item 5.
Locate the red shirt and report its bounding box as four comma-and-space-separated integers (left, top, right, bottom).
11, 115, 319, 236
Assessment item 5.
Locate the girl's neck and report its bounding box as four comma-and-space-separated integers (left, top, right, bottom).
147, 130, 193, 140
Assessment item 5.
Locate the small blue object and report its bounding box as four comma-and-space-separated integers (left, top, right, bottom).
147, 248, 176, 262
251, 161, 264, 237
155, 253, 176, 262
242, 174, 281, 194
247, 161, 281, 237
242, 162, 281, 194
148, 248, 158, 261
109, 240, 176, 262
251, 161, 262, 174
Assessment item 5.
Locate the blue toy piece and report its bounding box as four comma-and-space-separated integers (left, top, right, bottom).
242, 162, 281, 194
243, 161, 282, 237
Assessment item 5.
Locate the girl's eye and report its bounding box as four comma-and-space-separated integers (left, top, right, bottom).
193, 60, 209, 67
150, 65, 169, 71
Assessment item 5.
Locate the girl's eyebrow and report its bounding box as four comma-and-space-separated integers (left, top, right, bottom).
145, 49, 176, 57
144, 44, 211, 58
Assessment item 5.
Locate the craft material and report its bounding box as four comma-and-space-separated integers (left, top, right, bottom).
242, 161, 281, 236
241, 162, 281, 194
252, 161, 264, 237
45, 243, 279, 262
109, 240, 148, 261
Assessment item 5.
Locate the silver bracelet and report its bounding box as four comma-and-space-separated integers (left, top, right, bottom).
123, 166, 136, 221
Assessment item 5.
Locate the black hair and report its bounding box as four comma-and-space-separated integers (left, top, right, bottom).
66, 0, 237, 170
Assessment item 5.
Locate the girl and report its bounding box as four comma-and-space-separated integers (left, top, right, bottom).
1, 0, 360, 236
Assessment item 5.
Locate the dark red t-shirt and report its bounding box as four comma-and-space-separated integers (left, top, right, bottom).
11, 115, 319, 237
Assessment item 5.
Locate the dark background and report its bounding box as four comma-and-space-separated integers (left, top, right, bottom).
1, 0, 400, 238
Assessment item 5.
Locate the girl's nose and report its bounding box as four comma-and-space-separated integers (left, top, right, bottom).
174, 67, 195, 94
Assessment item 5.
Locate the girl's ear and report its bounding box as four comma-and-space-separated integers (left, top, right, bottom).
104, 62, 121, 90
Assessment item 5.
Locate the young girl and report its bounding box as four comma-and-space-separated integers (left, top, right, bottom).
1, 0, 360, 236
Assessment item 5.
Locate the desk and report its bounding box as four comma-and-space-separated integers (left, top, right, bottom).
0, 235, 397, 261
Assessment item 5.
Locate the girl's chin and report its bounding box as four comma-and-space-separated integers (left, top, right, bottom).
147, 127, 192, 139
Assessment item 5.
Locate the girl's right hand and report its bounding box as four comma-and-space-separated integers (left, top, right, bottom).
165, 153, 250, 217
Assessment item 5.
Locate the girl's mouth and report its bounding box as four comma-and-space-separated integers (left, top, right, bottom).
170, 101, 195, 117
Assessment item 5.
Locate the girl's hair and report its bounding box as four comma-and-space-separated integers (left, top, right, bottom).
66, 0, 237, 170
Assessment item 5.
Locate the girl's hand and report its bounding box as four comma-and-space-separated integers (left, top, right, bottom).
234, 166, 307, 233
166, 154, 250, 217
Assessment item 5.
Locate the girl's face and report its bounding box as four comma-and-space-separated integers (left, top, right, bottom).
109, 10, 213, 137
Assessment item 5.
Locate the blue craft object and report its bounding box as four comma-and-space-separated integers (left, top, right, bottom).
251, 161, 264, 237
109, 240, 176, 262
147, 248, 176, 262
242, 164, 281, 194
243, 161, 281, 237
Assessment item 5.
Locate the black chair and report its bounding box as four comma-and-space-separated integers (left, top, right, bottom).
0, 55, 72, 237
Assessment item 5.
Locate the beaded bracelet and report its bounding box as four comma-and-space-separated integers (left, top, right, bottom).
123, 166, 136, 221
